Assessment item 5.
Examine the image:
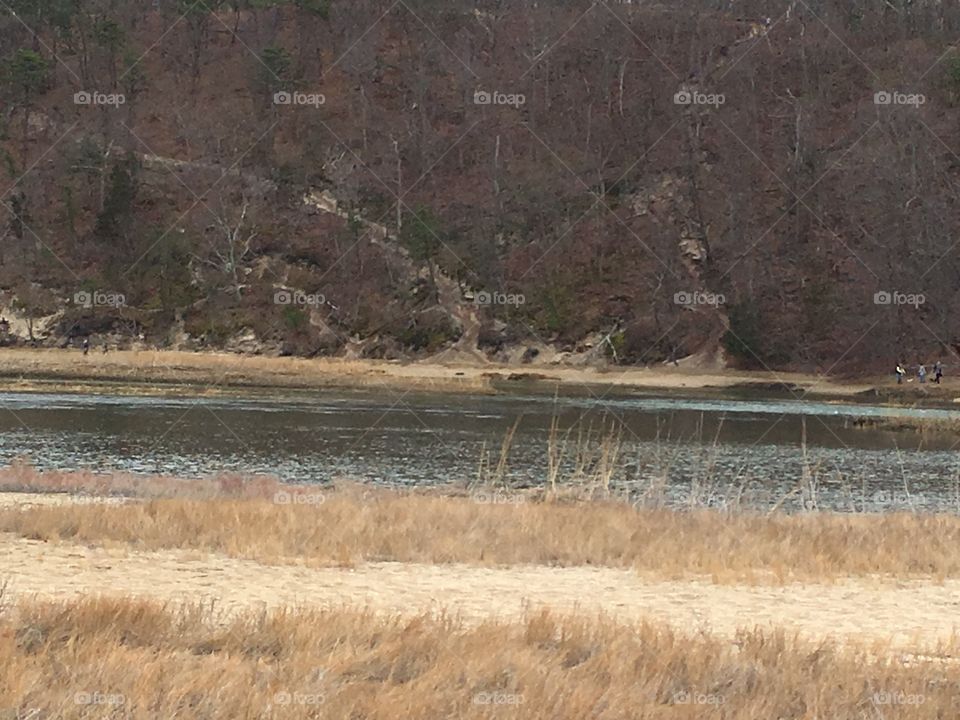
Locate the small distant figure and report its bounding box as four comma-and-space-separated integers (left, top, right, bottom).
896, 363, 906, 384
102, 342, 108, 354
935, 360, 944, 384
82, 338, 89, 356
918, 363, 927, 383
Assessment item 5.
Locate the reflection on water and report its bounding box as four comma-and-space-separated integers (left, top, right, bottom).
0, 389, 958, 512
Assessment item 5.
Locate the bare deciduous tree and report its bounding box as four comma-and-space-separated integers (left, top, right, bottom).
194, 191, 261, 300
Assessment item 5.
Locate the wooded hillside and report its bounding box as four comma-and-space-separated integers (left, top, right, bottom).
2, 0, 959, 372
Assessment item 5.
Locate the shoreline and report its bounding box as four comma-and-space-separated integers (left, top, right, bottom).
0, 347, 942, 406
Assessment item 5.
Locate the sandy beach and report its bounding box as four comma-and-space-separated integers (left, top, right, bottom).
0, 347, 892, 399
2, 532, 957, 654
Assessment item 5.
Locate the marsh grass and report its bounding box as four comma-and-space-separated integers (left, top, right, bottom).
1, 595, 958, 719
3, 469, 960, 579
476, 412, 938, 515
849, 414, 960, 435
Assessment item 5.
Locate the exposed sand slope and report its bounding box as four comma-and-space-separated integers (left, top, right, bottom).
3, 534, 958, 653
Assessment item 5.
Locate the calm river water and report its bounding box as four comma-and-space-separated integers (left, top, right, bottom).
1, 389, 959, 512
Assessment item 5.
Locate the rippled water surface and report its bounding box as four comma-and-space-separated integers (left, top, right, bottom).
1, 389, 958, 511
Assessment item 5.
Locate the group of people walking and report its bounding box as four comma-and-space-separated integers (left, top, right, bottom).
895, 360, 944, 384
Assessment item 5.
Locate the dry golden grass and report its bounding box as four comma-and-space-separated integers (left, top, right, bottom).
0, 594, 957, 719
0, 348, 495, 393
2, 466, 960, 580
0, 459, 285, 500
